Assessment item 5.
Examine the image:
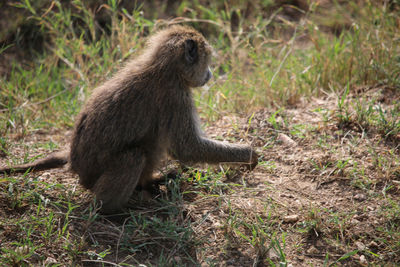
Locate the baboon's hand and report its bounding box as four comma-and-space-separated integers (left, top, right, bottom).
250, 149, 259, 170
243, 149, 259, 171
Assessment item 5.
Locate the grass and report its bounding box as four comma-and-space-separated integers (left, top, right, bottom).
0, 0, 399, 266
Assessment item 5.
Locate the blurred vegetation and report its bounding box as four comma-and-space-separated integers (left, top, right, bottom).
0, 0, 399, 132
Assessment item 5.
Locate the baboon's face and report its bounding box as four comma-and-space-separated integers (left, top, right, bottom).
181, 39, 213, 88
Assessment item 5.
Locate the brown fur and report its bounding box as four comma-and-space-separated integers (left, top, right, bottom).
0, 26, 258, 213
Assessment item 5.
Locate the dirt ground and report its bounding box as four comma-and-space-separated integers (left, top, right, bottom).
1, 87, 399, 266
201, 88, 399, 266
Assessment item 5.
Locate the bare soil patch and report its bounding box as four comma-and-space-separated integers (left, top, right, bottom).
1, 89, 399, 266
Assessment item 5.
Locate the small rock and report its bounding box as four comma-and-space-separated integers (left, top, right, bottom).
277, 133, 297, 147
354, 193, 367, 201
368, 241, 378, 248
39, 172, 51, 179
15, 245, 29, 255
367, 206, 374, 211
214, 221, 222, 228
355, 241, 366, 251
297, 255, 305, 261
283, 214, 299, 223
359, 255, 367, 265
306, 246, 319, 254
44, 257, 57, 265
350, 218, 360, 225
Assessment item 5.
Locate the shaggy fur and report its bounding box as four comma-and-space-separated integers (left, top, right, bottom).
0, 26, 258, 213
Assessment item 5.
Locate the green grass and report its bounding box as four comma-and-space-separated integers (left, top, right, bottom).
0, 0, 399, 266
1, 1, 399, 133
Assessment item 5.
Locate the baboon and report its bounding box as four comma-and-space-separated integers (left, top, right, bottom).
0, 26, 258, 213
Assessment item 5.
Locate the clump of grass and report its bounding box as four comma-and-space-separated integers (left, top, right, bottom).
332, 87, 400, 141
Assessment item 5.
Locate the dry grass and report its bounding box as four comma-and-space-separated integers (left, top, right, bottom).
1, 87, 399, 266
0, 0, 399, 266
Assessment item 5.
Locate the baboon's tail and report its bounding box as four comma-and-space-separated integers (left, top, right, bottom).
0, 150, 69, 174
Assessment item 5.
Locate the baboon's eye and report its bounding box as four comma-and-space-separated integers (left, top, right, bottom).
184, 39, 198, 64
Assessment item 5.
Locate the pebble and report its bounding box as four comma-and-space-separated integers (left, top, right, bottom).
44, 257, 57, 265
297, 255, 305, 261
368, 241, 378, 248
359, 255, 367, 265
214, 221, 222, 228
354, 193, 367, 201
283, 214, 299, 223
355, 241, 366, 251
306, 246, 319, 254
37, 172, 51, 181
15, 245, 29, 254
277, 133, 297, 147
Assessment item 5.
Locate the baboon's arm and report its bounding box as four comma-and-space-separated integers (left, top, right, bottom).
170, 109, 257, 168
0, 150, 68, 174
173, 135, 255, 165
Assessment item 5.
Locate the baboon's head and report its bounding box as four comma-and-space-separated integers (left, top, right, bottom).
147, 26, 213, 88
180, 35, 213, 87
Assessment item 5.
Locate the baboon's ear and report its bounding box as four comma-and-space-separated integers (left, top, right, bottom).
184, 39, 198, 64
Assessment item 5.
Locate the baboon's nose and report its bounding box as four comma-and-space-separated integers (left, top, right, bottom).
205, 67, 212, 82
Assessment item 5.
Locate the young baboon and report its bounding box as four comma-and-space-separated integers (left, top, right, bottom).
0, 26, 258, 213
